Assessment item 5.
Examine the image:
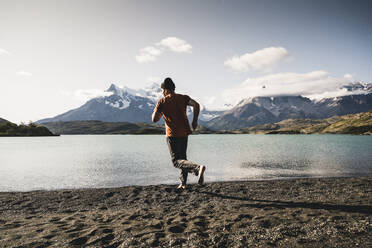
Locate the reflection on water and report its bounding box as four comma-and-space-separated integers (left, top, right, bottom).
0, 134, 371, 191
241, 160, 313, 170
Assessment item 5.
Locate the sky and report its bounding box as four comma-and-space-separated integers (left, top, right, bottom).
1, 0, 372, 123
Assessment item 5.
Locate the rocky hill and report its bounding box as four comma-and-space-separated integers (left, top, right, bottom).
321, 111, 372, 134
237, 110, 372, 135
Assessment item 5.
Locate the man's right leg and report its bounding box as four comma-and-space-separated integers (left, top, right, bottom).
166, 137, 187, 187
177, 136, 189, 185
167, 137, 205, 187
175, 136, 205, 185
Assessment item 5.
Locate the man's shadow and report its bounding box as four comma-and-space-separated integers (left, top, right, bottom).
197, 190, 372, 215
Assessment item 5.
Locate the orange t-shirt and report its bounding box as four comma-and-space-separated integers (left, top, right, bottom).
154, 93, 192, 137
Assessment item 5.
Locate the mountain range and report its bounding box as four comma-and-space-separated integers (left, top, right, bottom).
207, 93, 372, 130
37, 83, 221, 125
37, 82, 372, 130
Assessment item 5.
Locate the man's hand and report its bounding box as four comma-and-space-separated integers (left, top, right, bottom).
192, 120, 198, 130
188, 98, 200, 131
152, 111, 162, 122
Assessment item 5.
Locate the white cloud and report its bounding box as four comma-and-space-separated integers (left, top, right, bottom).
201, 96, 234, 111
59, 90, 72, 97
224, 47, 289, 72
17, 70, 32, 76
0, 48, 11, 56
135, 46, 163, 63
157, 37, 192, 53
135, 53, 157, 63
146, 76, 161, 83
222, 70, 354, 105
72, 89, 113, 102
344, 73, 353, 80
141, 46, 162, 56
203, 96, 217, 106
135, 36, 192, 63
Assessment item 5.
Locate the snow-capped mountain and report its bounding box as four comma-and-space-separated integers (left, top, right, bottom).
37, 84, 159, 123
38, 81, 372, 130
207, 93, 372, 130
37, 83, 223, 124
206, 95, 318, 130
107, 83, 163, 103
342, 81, 372, 93
206, 81, 372, 130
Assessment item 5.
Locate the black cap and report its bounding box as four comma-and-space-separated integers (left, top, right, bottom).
161, 77, 175, 91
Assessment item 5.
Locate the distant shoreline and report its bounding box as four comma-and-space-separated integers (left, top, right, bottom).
38, 110, 372, 135
2, 132, 371, 137
0, 134, 60, 137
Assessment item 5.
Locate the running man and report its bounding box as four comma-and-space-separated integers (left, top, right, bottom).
152, 77, 206, 189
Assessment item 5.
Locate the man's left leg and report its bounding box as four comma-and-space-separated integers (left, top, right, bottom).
166, 137, 192, 187
176, 160, 205, 186
176, 136, 192, 187
175, 136, 204, 186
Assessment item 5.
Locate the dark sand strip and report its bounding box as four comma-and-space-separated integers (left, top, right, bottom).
0, 176, 371, 247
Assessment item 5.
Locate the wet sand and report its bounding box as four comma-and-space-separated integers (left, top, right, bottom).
0, 176, 371, 247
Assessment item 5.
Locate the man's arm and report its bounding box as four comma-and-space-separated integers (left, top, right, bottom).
188, 98, 200, 130
152, 101, 162, 122
152, 110, 162, 122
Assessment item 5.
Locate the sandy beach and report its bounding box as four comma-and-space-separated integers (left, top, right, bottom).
0, 176, 371, 247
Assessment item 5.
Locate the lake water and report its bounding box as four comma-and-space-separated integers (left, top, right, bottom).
0, 134, 371, 192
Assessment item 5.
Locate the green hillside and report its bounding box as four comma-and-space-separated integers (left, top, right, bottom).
40, 121, 166, 135
0, 122, 57, 136
321, 111, 372, 134
39, 120, 228, 135
238, 111, 372, 135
